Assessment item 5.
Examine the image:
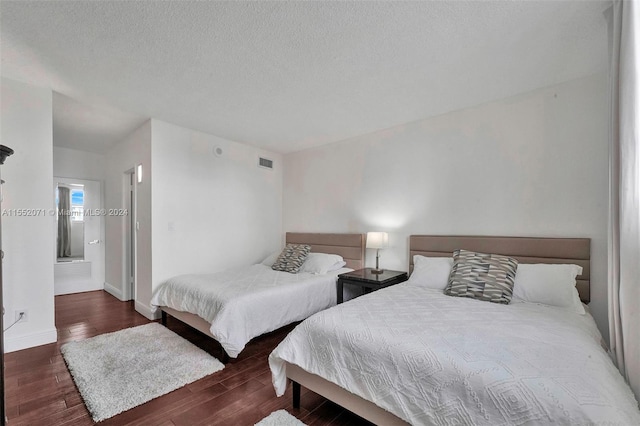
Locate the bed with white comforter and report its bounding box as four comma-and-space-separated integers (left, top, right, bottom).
269, 284, 640, 425
151, 264, 350, 358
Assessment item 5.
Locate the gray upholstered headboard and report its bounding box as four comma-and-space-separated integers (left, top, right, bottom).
409, 235, 591, 303
286, 233, 365, 270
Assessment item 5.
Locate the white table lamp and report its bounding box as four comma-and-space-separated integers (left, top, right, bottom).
366, 231, 389, 274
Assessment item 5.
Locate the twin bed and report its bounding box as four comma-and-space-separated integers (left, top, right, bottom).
269, 235, 640, 425
151, 232, 365, 359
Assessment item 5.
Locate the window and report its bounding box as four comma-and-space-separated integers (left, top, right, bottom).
70, 188, 84, 222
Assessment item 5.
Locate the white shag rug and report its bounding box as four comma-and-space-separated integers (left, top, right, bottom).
61, 322, 224, 422
255, 410, 307, 426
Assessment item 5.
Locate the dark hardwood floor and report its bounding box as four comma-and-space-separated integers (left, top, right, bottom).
4, 290, 372, 425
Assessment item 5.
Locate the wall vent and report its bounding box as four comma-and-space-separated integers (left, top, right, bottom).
258, 157, 274, 170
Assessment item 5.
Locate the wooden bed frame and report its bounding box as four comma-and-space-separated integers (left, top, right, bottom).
159, 232, 365, 362
287, 235, 591, 424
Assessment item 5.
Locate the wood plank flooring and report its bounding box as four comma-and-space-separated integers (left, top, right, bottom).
4, 291, 372, 425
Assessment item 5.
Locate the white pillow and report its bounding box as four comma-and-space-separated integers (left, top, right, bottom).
260, 251, 281, 266
511, 264, 585, 314
298, 253, 345, 275
407, 255, 453, 290
327, 261, 347, 272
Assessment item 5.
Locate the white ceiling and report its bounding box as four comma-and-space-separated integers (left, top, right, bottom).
1, 1, 610, 154
53, 93, 147, 154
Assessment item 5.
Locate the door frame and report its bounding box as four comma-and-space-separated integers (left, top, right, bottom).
53, 176, 105, 295
122, 169, 137, 301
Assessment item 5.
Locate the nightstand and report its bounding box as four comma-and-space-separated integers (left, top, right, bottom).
337, 268, 408, 304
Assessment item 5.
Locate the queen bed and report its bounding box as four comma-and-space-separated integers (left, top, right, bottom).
269, 235, 640, 425
151, 232, 364, 360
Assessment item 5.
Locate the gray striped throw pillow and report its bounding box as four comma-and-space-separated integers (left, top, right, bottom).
271, 244, 312, 273
444, 249, 518, 304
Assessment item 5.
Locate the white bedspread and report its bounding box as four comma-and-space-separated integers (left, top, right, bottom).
269, 284, 640, 425
151, 264, 349, 358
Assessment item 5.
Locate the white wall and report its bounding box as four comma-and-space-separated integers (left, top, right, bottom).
104, 119, 283, 320
104, 121, 152, 308
150, 120, 283, 311
1, 78, 57, 352
69, 221, 84, 257
283, 74, 610, 338
53, 146, 105, 182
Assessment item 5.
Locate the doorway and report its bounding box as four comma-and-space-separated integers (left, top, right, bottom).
124, 169, 137, 301
53, 177, 105, 295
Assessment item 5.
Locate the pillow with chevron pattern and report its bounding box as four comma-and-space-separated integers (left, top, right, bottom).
271, 244, 312, 273
444, 249, 518, 304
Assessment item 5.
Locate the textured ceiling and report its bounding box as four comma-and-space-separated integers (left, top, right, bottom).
1, 1, 609, 154
53, 93, 146, 154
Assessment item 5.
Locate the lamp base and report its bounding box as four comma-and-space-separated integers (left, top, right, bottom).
371, 249, 384, 274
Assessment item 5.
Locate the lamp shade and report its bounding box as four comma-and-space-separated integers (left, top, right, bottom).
366, 232, 389, 249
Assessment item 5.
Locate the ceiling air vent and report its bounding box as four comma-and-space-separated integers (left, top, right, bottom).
258, 157, 274, 170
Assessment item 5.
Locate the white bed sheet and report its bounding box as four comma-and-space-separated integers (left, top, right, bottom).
269, 284, 640, 425
151, 264, 351, 358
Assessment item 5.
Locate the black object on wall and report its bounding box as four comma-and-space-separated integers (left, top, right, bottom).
0, 146, 13, 164
0, 144, 14, 426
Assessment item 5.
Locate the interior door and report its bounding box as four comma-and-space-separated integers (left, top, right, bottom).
83, 179, 105, 289
125, 171, 136, 301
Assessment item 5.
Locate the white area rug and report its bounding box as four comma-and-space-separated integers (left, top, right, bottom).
255, 410, 307, 426
61, 322, 224, 422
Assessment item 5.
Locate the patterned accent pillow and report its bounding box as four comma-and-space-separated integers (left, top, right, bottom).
444, 249, 518, 304
271, 244, 312, 273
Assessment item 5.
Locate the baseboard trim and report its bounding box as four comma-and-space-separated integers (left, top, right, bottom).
4, 328, 57, 353
54, 281, 104, 297
135, 301, 160, 320
104, 281, 124, 301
